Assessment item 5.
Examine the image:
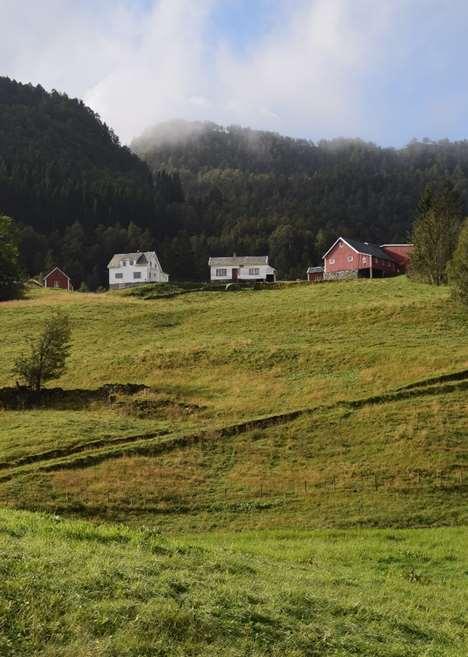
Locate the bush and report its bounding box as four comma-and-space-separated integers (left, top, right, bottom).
448, 219, 468, 306
13, 311, 72, 390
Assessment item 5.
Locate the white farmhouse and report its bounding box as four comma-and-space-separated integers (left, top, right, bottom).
107, 251, 169, 289
208, 255, 276, 283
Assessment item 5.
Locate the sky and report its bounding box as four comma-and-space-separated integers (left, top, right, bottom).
1, 0, 467, 146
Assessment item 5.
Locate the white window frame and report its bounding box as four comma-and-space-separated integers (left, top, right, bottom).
347, 255, 353, 262
215, 268, 227, 277
329, 258, 335, 265
249, 267, 260, 276
133, 271, 142, 280
115, 272, 123, 279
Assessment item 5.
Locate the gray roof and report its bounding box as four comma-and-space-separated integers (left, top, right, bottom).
323, 238, 395, 262
108, 251, 153, 268
340, 238, 395, 261
307, 266, 324, 273
208, 255, 270, 267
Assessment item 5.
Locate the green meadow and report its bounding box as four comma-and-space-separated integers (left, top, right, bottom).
0, 509, 466, 657
0, 278, 466, 655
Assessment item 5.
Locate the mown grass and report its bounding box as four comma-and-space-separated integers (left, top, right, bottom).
0, 508, 466, 657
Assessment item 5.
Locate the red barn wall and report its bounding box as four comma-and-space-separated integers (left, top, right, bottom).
308, 272, 323, 282
381, 245, 413, 271
324, 241, 360, 273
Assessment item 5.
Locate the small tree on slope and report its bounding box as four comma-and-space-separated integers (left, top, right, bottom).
448, 219, 468, 306
410, 182, 463, 285
13, 311, 72, 391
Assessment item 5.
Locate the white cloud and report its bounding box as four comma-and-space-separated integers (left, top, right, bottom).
1, 0, 467, 145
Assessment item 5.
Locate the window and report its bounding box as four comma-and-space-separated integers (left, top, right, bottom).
115, 273, 123, 279
339, 242, 344, 248
133, 272, 141, 279
129, 260, 134, 265
347, 255, 353, 262
215, 268, 227, 277
249, 267, 260, 276
329, 258, 335, 264
122, 260, 127, 266
362, 256, 367, 263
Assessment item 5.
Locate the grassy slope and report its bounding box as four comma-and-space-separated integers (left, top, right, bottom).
2, 278, 467, 411
0, 279, 467, 656
3, 387, 465, 529
1, 509, 466, 657
0, 279, 466, 527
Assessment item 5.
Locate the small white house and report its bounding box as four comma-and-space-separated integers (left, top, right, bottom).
107, 251, 169, 289
208, 255, 276, 283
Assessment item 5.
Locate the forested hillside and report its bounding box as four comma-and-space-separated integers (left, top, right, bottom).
134, 120, 468, 278
3, 78, 468, 286
0, 78, 183, 288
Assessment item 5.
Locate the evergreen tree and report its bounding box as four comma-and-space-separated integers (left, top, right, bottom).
448, 219, 468, 305
0, 213, 23, 300
410, 182, 464, 285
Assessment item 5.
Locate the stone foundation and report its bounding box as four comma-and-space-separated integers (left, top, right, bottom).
109, 282, 152, 290
323, 270, 358, 281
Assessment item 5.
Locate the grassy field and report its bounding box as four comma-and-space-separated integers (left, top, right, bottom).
0, 278, 467, 655
0, 278, 466, 528
0, 509, 466, 657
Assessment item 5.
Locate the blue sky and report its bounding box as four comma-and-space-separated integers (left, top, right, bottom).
1, 0, 468, 146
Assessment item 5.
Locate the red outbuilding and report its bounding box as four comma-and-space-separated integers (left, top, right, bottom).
314, 237, 413, 281
43, 267, 73, 291
307, 266, 324, 282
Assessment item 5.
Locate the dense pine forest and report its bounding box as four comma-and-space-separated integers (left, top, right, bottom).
2, 78, 468, 287
0, 77, 183, 288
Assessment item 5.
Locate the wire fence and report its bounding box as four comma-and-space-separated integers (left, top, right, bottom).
8, 467, 466, 516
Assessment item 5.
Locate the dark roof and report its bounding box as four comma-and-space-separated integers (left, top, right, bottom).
342, 238, 395, 261
307, 266, 324, 273
108, 252, 152, 268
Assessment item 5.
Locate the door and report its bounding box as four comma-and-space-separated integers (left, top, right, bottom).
232, 268, 238, 281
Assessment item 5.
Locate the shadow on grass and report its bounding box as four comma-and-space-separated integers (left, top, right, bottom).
0, 383, 148, 411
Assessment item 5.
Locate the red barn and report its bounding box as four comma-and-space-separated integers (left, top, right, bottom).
380, 244, 413, 272
43, 267, 73, 291
321, 237, 411, 280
